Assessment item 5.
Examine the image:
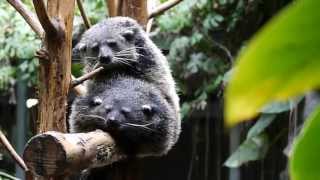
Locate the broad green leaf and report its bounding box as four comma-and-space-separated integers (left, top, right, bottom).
290, 106, 320, 180
225, 0, 320, 126
247, 114, 276, 139
224, 133, 268, 168
224, 114, 274, 168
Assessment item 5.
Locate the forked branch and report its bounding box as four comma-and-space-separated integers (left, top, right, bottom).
6, 0, 44, 38
148, 0, 183, 19
6, 0, 88, 96
32, 0, 60, 36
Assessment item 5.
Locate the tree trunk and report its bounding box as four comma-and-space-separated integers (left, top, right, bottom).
32, 0, 76, 179
36, 0, 75, 134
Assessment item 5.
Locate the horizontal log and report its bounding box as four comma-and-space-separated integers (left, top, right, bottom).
23, 130, 126, 177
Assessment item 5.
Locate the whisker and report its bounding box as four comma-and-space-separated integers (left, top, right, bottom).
123, 123, 155, 132
114, 57, 137, 62
78, 114, 106, 121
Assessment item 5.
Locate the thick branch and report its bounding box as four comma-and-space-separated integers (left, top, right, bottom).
23, 130, 125, 176
0, 130, 28, 172
6, 0, 44, 38
77, 0, 91, 29
36, 0, 76, 134
117, 0, 123, 17
32, 0, 59, 36
71, 67, 105, 87
148, 0, 183, 19
121, 0, 148, 25
106, 0, 118, 17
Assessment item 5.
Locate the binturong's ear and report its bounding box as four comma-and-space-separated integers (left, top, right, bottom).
122, 30, 135, 41
72, 43, 86, 63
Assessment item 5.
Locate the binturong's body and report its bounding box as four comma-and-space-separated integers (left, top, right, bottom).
70, 17, 181, 157
69, 76, 179, 157
72, 17, 180, 125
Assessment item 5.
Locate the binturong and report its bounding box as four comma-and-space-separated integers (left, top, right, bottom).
70, 17, 181, 157
69, 76, 179, 157
72, 17, 180, 125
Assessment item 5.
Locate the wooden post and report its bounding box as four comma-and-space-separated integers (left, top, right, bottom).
32, 0, 75, 133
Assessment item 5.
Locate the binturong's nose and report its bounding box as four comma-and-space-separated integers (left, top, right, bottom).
106, 115, 120, 129
99, 55, 112, 64
98, 46, 113, 65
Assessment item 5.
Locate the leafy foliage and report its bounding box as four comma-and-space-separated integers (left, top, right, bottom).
291, 106, 320, 180
0, 2, 40, 92
154, 0, 241, 118
223, 0, 320, 179
225, 0, 320, 125
76, 0, 106, 24
0, 171, 19, 180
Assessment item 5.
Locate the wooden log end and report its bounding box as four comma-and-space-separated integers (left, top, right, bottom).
23, 132, 67, 176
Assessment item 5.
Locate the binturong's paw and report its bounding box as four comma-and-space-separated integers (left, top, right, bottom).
35, 48, 49, 61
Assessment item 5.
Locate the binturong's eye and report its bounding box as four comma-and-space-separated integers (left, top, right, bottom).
106, 39, 117, 47
91, 42, 99, 52
90, 97, 102, 106
122, 30, 134, 41
73, 43, 86, 55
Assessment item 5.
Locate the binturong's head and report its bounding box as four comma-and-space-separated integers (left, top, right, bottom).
73, 17, 147, 72
69, 77, 180, 157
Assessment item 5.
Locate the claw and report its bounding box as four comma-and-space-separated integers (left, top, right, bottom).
35, 48, 49, 60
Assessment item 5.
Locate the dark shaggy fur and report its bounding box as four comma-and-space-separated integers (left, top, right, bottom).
69, 77, 177, 156
73, 17, 181, 130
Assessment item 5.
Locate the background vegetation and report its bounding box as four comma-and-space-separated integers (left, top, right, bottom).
2, 0, 317, 180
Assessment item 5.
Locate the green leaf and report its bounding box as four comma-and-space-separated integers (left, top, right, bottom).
261, 96, 303, 114
247, 114, 276, 139
224, 133, 269, 168
290, 106, 320, 180
0, 171, 19, 180
224, 114, 274, 168
225, 0, 320, 125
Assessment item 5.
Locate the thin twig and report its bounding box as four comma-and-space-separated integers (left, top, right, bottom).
77, 0, 91, 29
73, 82, 87, 96
0, 130, 28, 172
6, 0, 44, 38
148, 0, 183, 19
146, 18, 154, 34
146, 0, 159, 33
212, 40, 233, 64
32, 0, 59, 36
71, 67, 105, 87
